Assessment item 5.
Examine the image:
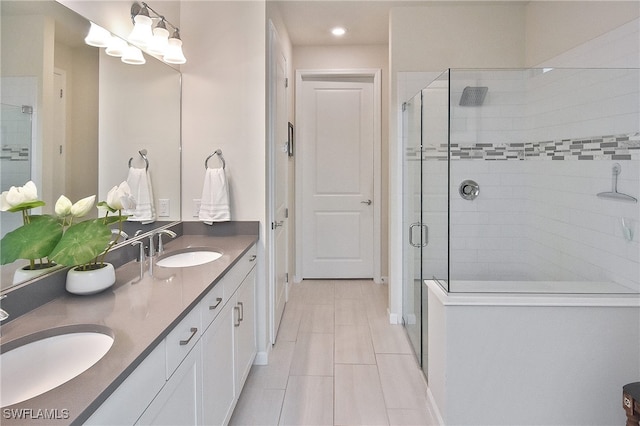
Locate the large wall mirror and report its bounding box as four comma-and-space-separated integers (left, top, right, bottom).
0, 0, 181, 290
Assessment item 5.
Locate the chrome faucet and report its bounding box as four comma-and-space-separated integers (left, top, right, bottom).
156, 229, 177, 255
111, 229, 129, 241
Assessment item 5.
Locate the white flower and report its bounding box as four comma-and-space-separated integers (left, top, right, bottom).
0, 181, 39, 211
70, 195, 96, 218
106, 181, 135, 211
55, 195, 73, 217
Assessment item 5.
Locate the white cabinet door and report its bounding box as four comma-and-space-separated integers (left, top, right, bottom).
85, 341, 166, 426
201, 301, 236, 425
234, 267, 256, 392
137, 342, 203, 426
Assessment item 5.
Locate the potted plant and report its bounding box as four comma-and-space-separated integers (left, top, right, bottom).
1, 181, 135, 294
0, 181, 64, 282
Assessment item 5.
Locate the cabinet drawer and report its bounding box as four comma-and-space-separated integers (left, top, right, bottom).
223, 245, 257, 298
201, 279, 225, 330
165, 306, 202, 379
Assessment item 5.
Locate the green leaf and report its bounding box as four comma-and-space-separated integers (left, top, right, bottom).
6, 200, 46, 213
102, 215, 130, 225
49, 220, 111, 266
0, 215, 63, 265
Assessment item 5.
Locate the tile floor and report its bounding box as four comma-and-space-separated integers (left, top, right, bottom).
229, 279, 438, 426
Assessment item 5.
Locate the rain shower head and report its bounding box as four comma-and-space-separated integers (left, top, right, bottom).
459, 86, 488, 106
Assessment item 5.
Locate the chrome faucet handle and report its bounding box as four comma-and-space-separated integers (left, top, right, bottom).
112, 229, 129, 241
157, 229, 177, 255
131, 241, 145, 279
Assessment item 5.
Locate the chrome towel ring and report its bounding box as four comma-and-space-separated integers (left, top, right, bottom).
128, 149, 149, 171
205, 149, 226, 169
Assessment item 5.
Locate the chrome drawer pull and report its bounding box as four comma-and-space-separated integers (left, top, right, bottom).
209, 297, 223, 310
179, 327, 198, 346
238, 302, 244, 321
234, 306, 241, 327
249, 255, 256, 262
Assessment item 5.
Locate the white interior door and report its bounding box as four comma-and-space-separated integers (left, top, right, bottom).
299, 77, 374, 278
269, 22, 289, 343
53, 69, 66, 199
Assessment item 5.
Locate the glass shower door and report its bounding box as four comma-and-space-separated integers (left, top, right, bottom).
402, 91, 425, 368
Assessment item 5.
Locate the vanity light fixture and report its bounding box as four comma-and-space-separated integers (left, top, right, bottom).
163, 30, 186, 65
105, 36, 128, 57
128, 3, 153, 47
84, 22, 111, 47
148, 19, 169, 55
121, 45, 146, 65
129, 2, 186, 64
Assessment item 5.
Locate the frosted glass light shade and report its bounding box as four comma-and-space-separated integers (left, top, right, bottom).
105, 36, 128, 57
148, 26, 170, 55
121, 45, 146, 65
85, 22, 110, 47
163, 37, 186, 64
128, 14, 153, 47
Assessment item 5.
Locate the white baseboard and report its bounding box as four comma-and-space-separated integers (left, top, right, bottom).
387, 310, 399, 324
253, 350, 269, 366
427, 387, 444, 425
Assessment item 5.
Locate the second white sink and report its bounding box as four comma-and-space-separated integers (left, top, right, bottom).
156, 248, 222, 268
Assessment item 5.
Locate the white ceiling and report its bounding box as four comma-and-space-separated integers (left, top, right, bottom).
272, 0, 419, 46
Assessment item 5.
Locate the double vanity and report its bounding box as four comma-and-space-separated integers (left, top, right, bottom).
0, 222, 259, 425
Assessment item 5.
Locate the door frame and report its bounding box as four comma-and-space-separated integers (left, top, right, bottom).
267, 20, 289, 346
294, 69, 382, 283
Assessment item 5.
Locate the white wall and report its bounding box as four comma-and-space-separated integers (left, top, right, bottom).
180, 1, 269, 358
428, 282, 640, 425
525, 1, 639, 67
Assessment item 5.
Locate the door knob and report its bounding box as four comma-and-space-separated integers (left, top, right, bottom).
361, 199, 372, 205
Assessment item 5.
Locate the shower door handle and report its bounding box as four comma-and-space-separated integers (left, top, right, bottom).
409, 223, 428, 248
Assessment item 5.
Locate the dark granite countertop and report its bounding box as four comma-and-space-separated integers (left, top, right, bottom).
0, 229, 258, 425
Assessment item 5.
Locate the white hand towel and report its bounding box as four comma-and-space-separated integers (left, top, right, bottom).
199, 168, 230, 225
125, 167, 156, 224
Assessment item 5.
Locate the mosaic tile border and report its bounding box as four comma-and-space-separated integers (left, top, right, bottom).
406, 133, 640, 161
1, 145, 30, 162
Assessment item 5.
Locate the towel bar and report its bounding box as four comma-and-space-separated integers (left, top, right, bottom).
128, 149, 149, 171
205, 149, 226, 169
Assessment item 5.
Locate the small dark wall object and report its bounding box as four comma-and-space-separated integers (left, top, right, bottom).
623, 382, 640, 426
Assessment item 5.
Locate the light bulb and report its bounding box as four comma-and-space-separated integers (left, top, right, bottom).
163, 31, 186, 64
148, 22, 170, 55
121, 45, 146, 65
85, 22, 110, 47
128, 10, 153, 47
105, 36, 128, 57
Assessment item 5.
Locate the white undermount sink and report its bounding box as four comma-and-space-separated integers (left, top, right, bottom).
0, 326, 114, 407
156, 248, 223, 268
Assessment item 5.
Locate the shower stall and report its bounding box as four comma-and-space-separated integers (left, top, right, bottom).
402, 68, 640, 424
1, 102, 33, 238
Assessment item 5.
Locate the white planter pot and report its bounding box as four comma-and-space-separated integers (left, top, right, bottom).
66, 263, 116, 295
13, 262, 64, 285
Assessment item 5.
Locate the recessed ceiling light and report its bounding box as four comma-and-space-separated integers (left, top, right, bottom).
331, 27, 346, 37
